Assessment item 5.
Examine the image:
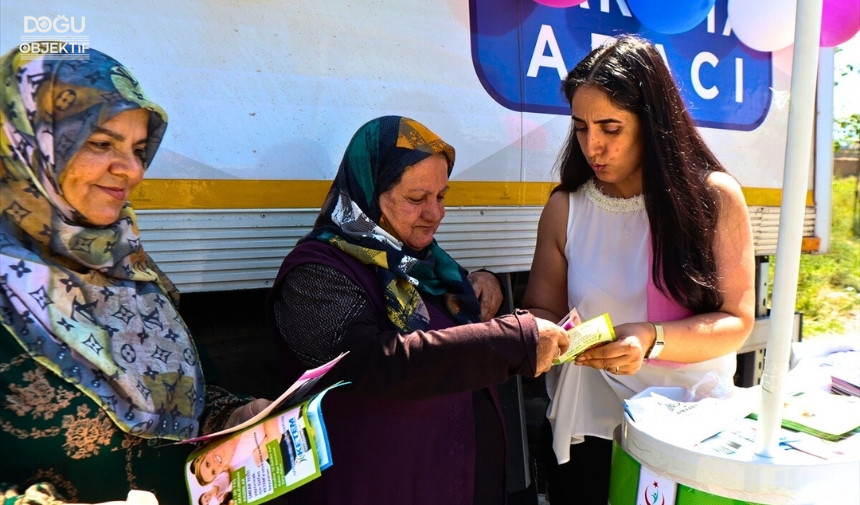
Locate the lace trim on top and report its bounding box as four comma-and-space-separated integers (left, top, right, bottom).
583, 178, 644, 213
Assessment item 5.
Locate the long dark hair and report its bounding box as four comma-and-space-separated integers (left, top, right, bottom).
555, 34, 725, 313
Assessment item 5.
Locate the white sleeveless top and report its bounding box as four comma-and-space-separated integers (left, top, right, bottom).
544, 179, 737, 464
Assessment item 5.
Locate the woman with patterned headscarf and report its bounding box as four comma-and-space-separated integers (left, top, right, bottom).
0, 44, 268, 504
266, 115, 570, 505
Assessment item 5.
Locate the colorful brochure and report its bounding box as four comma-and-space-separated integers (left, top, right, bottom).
182, 353, 347, 505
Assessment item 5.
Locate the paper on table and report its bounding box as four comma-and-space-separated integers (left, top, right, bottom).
778, 390, 860, 441
624, 387, 758, 446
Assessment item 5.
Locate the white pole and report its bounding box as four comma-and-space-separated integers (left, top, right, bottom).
815, 47, 835, 254
756, 0, 823, 457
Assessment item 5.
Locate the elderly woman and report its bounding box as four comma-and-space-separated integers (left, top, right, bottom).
0, 45, 267, 504
266, 115, 569, 505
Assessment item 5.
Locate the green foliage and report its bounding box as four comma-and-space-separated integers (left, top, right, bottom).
776, 176, 860, 337
833, 113, 860, 153
832, 45, 859, 153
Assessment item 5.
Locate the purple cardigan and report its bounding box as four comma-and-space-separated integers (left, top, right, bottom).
266, 240, 540, 505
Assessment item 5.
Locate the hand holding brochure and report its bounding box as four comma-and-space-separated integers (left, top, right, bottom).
185, 383, 344, 505
183, 353, 347, 505
553, 308, 616, 365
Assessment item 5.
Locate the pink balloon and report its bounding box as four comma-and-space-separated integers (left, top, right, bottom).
533, 0, 587, 7
821, 0, 860, 47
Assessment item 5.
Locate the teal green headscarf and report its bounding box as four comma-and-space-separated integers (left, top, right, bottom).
0, 44, 204, 440
307, 115, 482, 332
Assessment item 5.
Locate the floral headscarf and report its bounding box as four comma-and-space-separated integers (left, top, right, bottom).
0, 45, 205, 440
306, 115, 481, 332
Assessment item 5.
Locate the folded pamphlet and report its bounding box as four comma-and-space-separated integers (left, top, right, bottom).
553, 308, 616, 365
183, 353, 348, 505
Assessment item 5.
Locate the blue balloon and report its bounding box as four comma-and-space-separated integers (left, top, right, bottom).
627, 0, 716, 35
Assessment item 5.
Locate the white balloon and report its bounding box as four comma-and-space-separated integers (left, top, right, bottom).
728, 0, 797, 52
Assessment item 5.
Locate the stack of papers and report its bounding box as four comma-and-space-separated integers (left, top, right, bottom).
817, 349, 860, 397
623, 387, 757, 446
777, 390, 860, 442
832, 371, 860, 396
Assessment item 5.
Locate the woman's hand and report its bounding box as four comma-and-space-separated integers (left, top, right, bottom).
467, 270, 504, 321
224, 398, 272, 429
534, 317, 570, 375
575, 322, 650, 375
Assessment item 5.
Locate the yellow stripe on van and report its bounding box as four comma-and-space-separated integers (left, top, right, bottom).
131, 179, 812, 210
131, 180, 332, 210
742, 187, 814, 207
130, 180, 557, 209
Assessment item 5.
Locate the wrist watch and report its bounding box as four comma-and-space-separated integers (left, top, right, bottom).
647, 322, 665, 359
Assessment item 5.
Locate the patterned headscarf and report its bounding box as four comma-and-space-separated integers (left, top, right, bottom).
0, 45, 205, 440
306, 115, 481, 332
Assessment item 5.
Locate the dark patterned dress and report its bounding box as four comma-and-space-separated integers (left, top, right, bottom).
1, 324, 249, 504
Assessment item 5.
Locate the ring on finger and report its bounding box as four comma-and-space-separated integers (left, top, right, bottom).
615, 365, 619, 373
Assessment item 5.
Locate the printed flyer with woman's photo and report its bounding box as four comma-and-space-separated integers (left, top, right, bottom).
180, 354, 347, 505
186, 402, 326, 505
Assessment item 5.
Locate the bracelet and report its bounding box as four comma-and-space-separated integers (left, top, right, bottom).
646, 322, 665, 359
